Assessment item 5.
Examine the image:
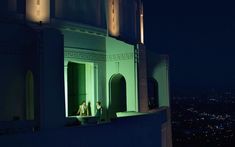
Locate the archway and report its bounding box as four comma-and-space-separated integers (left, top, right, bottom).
147, 78, 159, 109
109, 74, 127, 119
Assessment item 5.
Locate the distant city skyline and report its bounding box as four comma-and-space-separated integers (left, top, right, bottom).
144, 0, 235, 90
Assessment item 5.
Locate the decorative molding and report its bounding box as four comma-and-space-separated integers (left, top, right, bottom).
51, 19, 107, 37
107, 52, 134, 62
65, 48, 135, 62
64, 48, 106, 62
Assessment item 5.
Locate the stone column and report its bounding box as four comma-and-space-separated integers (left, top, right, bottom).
64, 62, 68, 117
39, 28, 65, 129
137, 44, 149, 112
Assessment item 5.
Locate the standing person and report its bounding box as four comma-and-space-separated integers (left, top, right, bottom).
95, 101, 103, 119
77, 101, 89, 116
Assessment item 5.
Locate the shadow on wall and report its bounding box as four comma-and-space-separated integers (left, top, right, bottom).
0, 23, 37, 122
147, 78, 159, 109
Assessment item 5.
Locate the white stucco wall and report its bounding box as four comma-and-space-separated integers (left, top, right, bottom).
106, 37, 138, 112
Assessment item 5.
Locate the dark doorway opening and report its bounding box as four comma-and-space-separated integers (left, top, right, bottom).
147, 78, 159, 109
109, 74, 127, 119
67, 62, 86, 116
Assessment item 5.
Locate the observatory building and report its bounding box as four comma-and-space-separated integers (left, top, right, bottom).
0, 0, 172, 147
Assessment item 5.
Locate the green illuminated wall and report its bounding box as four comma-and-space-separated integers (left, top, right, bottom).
61, 28, 106, 51
106, 37, 138, 115
59, 22, 139, 119
62, 25, 107, 117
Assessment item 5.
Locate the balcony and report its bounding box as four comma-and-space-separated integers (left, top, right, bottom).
0, 107, 169, 147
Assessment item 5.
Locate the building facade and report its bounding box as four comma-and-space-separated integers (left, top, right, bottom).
0, 0, 172, 146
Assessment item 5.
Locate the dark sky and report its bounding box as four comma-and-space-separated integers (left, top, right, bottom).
144, 0, 235, 90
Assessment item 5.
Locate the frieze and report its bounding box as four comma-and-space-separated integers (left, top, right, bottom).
64, 48, 106, 61
65, 48, 136, 62
107, 53, 134, 62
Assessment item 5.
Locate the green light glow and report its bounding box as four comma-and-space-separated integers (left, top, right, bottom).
106, 37, 138, 114
65, 61, 95, 117
61, 35, 170, 124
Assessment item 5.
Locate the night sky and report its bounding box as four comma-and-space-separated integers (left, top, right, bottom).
144, 0, 235, 91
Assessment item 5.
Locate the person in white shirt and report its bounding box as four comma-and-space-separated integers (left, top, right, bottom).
77, 101, 89, 116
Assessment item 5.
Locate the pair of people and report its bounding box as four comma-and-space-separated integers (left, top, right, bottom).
76, 101, 102, 118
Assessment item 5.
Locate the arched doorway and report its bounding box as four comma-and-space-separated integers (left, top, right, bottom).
109, 74, 127, 119
147, 78, 159, 109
